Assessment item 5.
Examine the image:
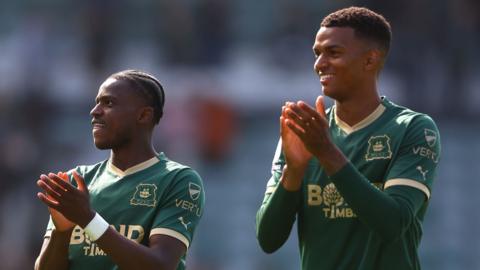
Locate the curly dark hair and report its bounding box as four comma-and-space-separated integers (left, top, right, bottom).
110, 70, 165, 124
321, 7, 392, 54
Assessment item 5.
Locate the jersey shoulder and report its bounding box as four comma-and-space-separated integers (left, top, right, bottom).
161, 154, 201, 178
68, 160, 108, 185
384, 98, 439, 132
74, 160, 107, 174
383, 98, 441, 155
156, 153, 204, 191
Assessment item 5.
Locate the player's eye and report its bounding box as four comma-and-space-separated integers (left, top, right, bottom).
329, 50, 341, 57
98, 98, 113, 107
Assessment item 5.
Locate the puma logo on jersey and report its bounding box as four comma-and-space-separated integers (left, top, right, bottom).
178, 217, 191, 230
416, 166, 428, 181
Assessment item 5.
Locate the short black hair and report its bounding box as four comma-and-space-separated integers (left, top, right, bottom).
321, 7, 392, 54
110, 70, 165, 124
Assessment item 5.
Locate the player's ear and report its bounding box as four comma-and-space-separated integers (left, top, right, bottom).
137, 107, 155, 124
364, 49, 382, 71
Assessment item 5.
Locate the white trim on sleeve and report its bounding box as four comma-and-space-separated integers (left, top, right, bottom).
384, 178, 430, 199
150, 228, 190, 249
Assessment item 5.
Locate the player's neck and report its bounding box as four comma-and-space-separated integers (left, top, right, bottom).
110, 142, 157, 171
335, 93, 381, 127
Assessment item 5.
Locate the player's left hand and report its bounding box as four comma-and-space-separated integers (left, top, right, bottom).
284, 96, 333, 159
37, 171, 95, 228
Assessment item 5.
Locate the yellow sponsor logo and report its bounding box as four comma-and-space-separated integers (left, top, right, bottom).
308, 183, 357, 219
70, 224, 145, 256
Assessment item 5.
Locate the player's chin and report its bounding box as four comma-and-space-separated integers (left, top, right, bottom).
93, 138, 112, 150
322, 86, 334, 98
322, 85, 343, 100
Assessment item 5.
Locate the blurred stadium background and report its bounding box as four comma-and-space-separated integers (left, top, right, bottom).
0, 0, 479, 269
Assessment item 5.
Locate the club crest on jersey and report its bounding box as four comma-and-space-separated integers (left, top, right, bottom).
188, 183, 201, 201
130, 183, 158, 207
424, 129, 437, 147
365, 135, 392, 161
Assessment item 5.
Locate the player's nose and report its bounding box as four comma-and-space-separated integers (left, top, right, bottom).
90, 104, 102, 117
314, 54, 328, 74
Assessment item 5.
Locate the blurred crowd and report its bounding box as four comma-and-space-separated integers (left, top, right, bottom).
0, 0, 479, 269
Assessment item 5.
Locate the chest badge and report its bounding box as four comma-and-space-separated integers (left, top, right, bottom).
365, 135, 392, 161
130, 183, 158, 207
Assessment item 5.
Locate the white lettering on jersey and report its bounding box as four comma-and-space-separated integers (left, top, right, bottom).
175, 199, 202, 217
412, 146, 439, 163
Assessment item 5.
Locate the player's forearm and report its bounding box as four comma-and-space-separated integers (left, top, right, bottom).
35, 229, 72, 270
281, 165, 306, 191
95, 227, 177, 270
256, 176, 300, 253
328, 162, 424, 242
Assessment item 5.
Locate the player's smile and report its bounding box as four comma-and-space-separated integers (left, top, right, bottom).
92, 119, 106, 128
319, 73, 335, 86
92, 119, 107, 135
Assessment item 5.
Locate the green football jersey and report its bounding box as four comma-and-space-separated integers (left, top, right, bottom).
259, 98, 441, 270
45, 153, 205, 270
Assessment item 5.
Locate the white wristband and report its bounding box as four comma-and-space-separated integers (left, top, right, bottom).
84, 213, 109, 242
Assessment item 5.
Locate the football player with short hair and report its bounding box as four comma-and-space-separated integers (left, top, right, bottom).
256, 7, 440, 270
35, 70, 205, 270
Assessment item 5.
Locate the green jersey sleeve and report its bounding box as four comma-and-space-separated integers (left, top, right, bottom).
150, 168, 205, 249
256, 139, 301, 253
264, 139, 286, 199
385, 114, 441, 199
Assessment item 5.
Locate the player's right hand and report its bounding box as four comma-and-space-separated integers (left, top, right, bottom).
45, 172, 75, 232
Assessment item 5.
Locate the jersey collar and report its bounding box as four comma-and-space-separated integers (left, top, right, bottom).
107, 156, 160, 177
334, 102, 386, 135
